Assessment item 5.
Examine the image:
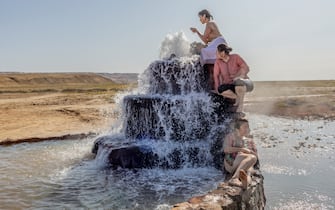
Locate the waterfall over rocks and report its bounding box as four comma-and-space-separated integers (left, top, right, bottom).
91, 32, 266, 209
92, 55, 236, 169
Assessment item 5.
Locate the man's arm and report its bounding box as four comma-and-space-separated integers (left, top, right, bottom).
237, 55, 249, 78
213, 59, 221, 92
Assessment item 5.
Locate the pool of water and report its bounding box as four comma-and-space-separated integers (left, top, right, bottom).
0, 137, 223, 209
249, 115, 335, 209
0, 114, 334, 209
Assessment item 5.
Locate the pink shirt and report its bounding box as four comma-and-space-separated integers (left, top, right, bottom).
213, 54, 249, 90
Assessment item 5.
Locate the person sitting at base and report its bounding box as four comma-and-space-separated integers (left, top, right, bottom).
213, 43, 252, 116
190, 9, 227, 66
223, 118, 258, 190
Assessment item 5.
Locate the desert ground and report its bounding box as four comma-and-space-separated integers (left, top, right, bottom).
244, 80, 335, 120
0, 73, 334, 145
0, 73, 136, 145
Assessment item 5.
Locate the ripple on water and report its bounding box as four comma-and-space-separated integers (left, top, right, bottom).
0, 114, 334, 209
248, 114, 335, 209
270, 191, 334, 210
262, 163, 308, 176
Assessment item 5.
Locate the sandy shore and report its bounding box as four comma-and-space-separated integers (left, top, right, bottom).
0, 73, 334, 145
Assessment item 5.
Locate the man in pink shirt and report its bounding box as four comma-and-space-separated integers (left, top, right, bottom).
213, 44, 252, 115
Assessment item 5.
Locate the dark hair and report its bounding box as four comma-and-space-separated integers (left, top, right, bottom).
198, 9, 213, 20
217, 43, 233, 55
234, 118, 249, 130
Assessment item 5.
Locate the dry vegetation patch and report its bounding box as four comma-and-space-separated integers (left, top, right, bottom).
245, 80, 335, 120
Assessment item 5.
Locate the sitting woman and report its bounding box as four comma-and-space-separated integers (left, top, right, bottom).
190, 9, 227, 66
223, 118, 258, 189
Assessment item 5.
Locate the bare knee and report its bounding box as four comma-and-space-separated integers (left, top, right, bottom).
248, 154, 257, 165
235, 85, 246, 93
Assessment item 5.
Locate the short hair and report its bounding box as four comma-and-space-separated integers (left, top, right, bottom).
198, 9, 213, 20
234, 118, 249, 129
217, 43, 233, 55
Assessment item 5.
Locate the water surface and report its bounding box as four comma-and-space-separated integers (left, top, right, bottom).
249, 114, 335, 209
0, 114, 334, 209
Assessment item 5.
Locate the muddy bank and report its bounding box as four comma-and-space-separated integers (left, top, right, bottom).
0, 133, 97, 146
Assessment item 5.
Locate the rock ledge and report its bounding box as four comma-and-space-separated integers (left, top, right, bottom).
172, 169, 266, 210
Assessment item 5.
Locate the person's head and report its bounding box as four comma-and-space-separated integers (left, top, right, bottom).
217, 43, 233, 56
198, 9, 213, 23
234, 118, 250, 137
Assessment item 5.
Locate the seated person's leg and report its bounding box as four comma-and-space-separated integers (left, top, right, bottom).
226, 153, 248, 187
218, 84, 237, 99
230, 153, 250, 178
235, 85, 247, 112
223, 159, 235, 174
239, 169, 248, 190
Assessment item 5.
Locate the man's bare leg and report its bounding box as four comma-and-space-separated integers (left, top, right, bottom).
235, 85, 247, 112
220, 90, 237, 99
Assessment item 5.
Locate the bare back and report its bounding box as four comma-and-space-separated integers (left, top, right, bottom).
204, 22, 222, 43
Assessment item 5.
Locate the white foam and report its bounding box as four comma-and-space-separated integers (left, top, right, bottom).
159, 31, 191, 59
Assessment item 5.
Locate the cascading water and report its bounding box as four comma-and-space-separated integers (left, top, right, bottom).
92, 40, 237, 170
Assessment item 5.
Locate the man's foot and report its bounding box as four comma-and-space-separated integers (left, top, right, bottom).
239, 169, 248, 190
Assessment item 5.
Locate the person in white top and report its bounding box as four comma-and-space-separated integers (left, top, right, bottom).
190, 9, 227, 66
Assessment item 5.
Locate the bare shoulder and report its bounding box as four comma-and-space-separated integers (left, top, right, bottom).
207, 21, 216, 28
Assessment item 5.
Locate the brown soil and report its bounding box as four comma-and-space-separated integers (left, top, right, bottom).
0, 92, 117, 144
0, 74, 334, 145
0, 73, 135, 145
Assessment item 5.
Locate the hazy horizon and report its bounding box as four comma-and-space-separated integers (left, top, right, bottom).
1, 0, 335, 81
1, 71, 334, 83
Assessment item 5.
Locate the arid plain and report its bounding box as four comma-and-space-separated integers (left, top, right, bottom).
0, 73, 334, 145
0, 73, 136, 144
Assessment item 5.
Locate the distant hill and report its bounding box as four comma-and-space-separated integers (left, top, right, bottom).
98, 73, 138, 84
0, 73, 138, 88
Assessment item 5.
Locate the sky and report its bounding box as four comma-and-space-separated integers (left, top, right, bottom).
1, 0, 335, 81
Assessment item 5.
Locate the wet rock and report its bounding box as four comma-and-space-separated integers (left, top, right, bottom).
144, 58, 209, 95
172, 169, 266, 210
123, 93, 235, 141
108, 145, 158, 169
93, 135, 218, 169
